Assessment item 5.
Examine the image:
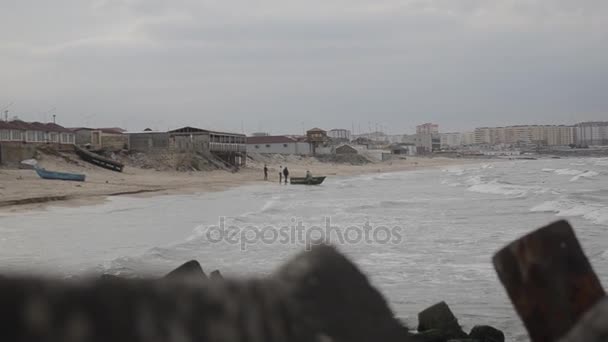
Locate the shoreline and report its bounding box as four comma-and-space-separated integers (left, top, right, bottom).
0, 156, 484, 213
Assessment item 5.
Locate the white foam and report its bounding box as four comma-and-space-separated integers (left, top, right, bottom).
531, 198, 608, 224
542, 168, 555, 172
554, 169, 584, 176
443, 166, 465, 175
570, 171, 599, 182
595, 159, 608, 166
468, 180, 539, 197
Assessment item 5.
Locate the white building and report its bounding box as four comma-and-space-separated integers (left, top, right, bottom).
462, 132, 476, 145
575, 122, 608, 146
416, 123, 439, 135
247, 135, 311, 155
440, 133, 463, 149
328, 129, 351, 141
474, 125, 575, 146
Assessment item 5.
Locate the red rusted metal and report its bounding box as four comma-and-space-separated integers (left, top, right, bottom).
493, 220, 605, 342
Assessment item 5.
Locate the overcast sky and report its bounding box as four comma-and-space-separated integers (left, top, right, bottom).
1, 0, 607, 134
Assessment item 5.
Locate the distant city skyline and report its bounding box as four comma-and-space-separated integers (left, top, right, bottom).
0, 109, 601, 136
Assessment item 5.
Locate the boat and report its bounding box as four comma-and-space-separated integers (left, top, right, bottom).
74, 145, 124, 172
34, 166, 86, 182
290, 176, 326, 185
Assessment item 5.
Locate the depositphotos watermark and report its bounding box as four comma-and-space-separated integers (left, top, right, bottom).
201, 217, 403, 251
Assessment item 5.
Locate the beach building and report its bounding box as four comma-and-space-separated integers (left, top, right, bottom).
415, 133, 441, 154
416, 123, 439, 135
306, 128, 328, 154
390, 143, 416, 156
71, 127, 127, 150
440, 133, 464, 149
246, 135, 311, 155
127, 126, 247, 166
328, 129, 351, 142
0, 120, 76, 165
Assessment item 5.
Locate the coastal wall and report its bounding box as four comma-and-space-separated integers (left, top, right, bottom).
0, 142, 37, 166
128, 132, 170, 152
99, 133, 127, 150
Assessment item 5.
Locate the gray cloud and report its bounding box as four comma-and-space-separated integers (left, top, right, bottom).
1, 0, 607, 133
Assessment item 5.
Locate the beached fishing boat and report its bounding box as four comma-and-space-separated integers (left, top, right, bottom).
74, 145, 124, 172
290, 176, 326, 185
34, 166, 86, 182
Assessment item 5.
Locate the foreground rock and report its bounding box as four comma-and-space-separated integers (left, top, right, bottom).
469, 325, 505, 342
210, 270, 223, 280
0, 245, 413, 342
276, 245, 410, 342
164, 260, 207, 280
417, 302, 468, 340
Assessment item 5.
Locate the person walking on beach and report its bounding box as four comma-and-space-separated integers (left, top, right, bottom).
279, 165, 283, 183
283, 166, 289, 184
263, 164, 268, 180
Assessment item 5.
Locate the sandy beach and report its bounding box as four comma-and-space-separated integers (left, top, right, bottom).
0, 154, 482, 212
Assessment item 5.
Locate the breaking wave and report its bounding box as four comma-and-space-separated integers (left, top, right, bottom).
531, 198, 608, 225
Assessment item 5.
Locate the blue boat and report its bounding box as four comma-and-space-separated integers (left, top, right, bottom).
34, 166, 86, 182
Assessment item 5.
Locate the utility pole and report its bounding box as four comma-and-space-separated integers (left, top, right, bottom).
1, 102, 13, 122
52, 114, 56, 124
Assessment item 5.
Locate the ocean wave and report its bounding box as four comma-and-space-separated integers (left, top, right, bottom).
468, 181, 537, 197
570, 171, 600, 182
466, 175, 546, 197
554, 168, 585, 176
531, 198, 608, 225
441, 179, 463, 187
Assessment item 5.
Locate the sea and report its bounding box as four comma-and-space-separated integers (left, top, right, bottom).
1, 157, 608, 341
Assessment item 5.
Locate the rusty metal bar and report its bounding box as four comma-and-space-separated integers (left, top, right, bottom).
493, 220, 605, 342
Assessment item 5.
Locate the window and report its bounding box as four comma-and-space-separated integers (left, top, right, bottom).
283, 144, 288, 148
11, 130, 23, 141
60, 133, 68, 144
37, 131, 46, 142
49, 133, 58, 143
27, 131, 36, 142
0, 129, 9, 140
265, 144, 270, 148
255, 145, 259, 149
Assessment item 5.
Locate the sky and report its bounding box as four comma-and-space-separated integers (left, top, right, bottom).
1, 0, 607, 134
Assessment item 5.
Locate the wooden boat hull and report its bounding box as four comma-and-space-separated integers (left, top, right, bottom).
35, 167, 86, 182
74, 145, 124, 172
290, 176, 326, 185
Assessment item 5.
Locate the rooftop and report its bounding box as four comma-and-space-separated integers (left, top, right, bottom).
0, 120, 72, 133
246, 135, 298, 144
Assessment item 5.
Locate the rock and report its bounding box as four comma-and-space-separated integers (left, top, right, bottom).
99, 274, 122, 281
164, 260, 207, 280
469, 326, 504, 342
417, 302, 468, 340
210, 270, 223, 280
0, 276, 310, 342
559, 297, 608, 342
275, 244, 411, 342
0, 245, 415, 342
409, 329, 452, 342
